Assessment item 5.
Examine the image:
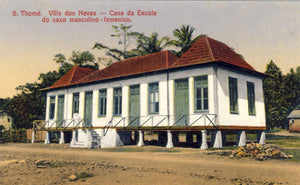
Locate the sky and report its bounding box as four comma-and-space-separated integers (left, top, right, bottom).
0, 0, 300, 98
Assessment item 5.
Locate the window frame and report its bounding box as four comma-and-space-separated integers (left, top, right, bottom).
72, 92, 80, 116
247, 81, 256, 115
113, 87, 122, 116
148, 82, 159, 114
228, 77, 239, 114
194, 75, 209, 112
98, 89, 107, 117
49, 96, 56, 120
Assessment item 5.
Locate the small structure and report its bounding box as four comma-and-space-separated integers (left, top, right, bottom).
0, 110, 13, 130
39, 36, 267, 149
287, 109, 300, 132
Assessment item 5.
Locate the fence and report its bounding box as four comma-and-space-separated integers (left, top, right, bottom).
0, 129, 27, 143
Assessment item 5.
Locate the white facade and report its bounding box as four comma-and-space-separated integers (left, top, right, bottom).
45, 65, 265, 129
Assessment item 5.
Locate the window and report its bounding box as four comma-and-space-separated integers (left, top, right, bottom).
49, 96, 56, 119
229, 77, 238, 114
7, 118, 10, 122
72, 93, 80, 115
148, 83, 159, 113
113, 87, 122, 116
98, 89, 107, 116
247, 81, 256, 115
194, 75, 208, 112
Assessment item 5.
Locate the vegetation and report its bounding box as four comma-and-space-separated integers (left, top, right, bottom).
263, 60, 300, 130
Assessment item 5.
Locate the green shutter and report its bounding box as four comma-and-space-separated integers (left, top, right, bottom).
57, 95, 65, 127
84, 91, 93, 127
174, 79, 189, 126
247, 82, 256, 115
229, 77, 238, 114
129, 85, 140, 126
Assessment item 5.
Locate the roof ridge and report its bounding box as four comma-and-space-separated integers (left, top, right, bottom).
204, 36, 215, 61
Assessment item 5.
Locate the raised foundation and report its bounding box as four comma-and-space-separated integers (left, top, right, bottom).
44, 131, 50, 144
166, 130, 173, 148
200, 130, 208, 150
237, 130, 246, 146
257, 131, 266, 145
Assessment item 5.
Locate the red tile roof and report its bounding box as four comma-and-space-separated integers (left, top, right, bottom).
48, 65, 96, 89
46, 36, 259, 90
173, 36, 256, 71
73, 50, 177, 85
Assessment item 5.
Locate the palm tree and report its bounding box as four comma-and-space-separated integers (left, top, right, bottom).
133, 32, 170, 55
167, 25, 203, 56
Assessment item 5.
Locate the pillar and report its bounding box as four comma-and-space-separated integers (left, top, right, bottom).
85, 130, 92, 148
31, 130, 35, 143
237, 130, 246, 146
137, 131, 144, 147
59, 131, 65, 144
257, 131, 266, 145
186, 132, 193, 146
70, 130, 76, 146
212, 130, 223, 148
166, 130, 173, 148
200, 130, 208, 150
44, 131, 50, 144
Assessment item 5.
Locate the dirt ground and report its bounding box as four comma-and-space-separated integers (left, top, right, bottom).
0, 143, 299, 185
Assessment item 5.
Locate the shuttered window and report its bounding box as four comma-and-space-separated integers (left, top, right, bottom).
194, 75, 208, 112
148, 83, 159, 114
113, 87, 122, 116
98, 89, 107, 116
247, 81, 256, 115
229, 77, 238, 114
72, 93, 80, 115
49, 96, 56, 120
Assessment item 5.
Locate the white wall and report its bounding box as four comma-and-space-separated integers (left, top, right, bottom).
217, 67, 266, 127
45, 65, 265, 128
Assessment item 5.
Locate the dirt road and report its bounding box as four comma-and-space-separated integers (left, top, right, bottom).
0, 143, 299, 185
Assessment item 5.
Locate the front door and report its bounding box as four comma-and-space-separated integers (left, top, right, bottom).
174, 79, 189, 126
84, 91, 93, 127
129, 85, 140, 127
57, 95, 64, 127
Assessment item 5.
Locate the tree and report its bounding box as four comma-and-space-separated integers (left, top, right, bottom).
133, 32, 170, 56
93, 24, 140, 62
263, 60, 300, 130
167, 25, 203, 56
69, 51, 98, 70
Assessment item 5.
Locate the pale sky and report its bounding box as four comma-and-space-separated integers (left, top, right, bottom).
0, 0, 300, 98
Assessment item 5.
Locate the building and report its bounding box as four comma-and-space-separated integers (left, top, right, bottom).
0, 110, 13, 130
287, 109, 300, 132
39, 36, 266, 148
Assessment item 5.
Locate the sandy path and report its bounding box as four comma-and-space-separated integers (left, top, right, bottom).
0, 144, 299, 185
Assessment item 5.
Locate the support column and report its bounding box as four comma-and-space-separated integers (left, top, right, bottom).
31, 130, 35, 143
137, 131, 144, 146
166, 130, 173, 148
186, 132, 193, 146
85, 130, 92, 148
257, 131, 266, 145
70, 130, 76, 146
59, 131, 65, 144
212, 130, 223, 148
44, 131, 50, 144
237, 130, 246, 146
200, 130, 208, 150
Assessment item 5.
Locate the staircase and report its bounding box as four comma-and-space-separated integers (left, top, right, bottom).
70, 129, 101, 148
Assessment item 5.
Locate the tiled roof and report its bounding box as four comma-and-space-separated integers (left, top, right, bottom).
73, 50, 177, 85
46, 36, 259, 90
173, 36, 256, 71
48, 65, 96, 89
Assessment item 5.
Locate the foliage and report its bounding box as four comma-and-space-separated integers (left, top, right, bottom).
166, 25, 203, 56
132, 32, 170, 56
263, 60, 300, 130
93, 24, 140, 62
